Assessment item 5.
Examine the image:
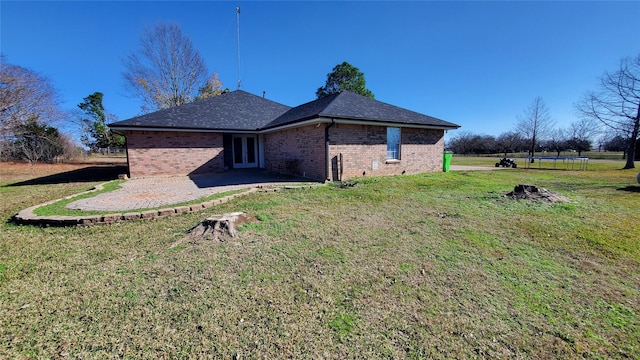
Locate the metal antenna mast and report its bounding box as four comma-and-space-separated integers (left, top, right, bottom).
236, 6, 241, 89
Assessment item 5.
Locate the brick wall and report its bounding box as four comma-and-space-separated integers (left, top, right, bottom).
124, 124, 445, 180
263, 125, 326, 180
125, 130, 224, 177
328, 124, 444, 180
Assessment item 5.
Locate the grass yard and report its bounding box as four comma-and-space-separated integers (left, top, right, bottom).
1, 160, 639, 358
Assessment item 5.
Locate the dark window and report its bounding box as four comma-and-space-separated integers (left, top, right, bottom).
247, 137, 256, 163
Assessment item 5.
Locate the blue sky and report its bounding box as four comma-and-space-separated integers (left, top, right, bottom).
1, 1, 639, 142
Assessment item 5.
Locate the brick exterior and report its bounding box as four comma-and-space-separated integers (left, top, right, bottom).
328, 124, 444, 181
124, 131, 224, 177
123, 124, 444, 181
263, 124, 326, 180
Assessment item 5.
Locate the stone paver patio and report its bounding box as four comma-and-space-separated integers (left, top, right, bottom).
13, 170, 315, 226
67, 170, 311, 212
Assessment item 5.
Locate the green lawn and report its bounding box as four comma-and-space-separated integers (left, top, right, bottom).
1, 162, 639, 358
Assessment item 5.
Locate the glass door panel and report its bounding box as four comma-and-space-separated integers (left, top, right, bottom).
232, 135, 258, 168
246, 136, 256, 164
233, 137, 244, 165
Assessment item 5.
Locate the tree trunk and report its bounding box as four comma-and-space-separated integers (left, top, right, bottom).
529, 134, 536, 163
623, 104, 640, 169
624, 139, 636, 169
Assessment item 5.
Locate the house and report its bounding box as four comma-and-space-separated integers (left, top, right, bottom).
109, 90, 460, 181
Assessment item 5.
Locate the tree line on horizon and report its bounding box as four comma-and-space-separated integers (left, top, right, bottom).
447, 95, 624, 158
1, 21, 637, 168
447, 127, 634, 158
449, 54, 640, 169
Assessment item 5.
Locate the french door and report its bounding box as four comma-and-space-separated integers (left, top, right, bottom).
232, 135, 258, 168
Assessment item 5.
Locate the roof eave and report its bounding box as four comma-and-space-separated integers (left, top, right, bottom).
111, 117, 460, 134
322, 113, 460, 129
108, 125, 260, 134
261, 116, 460, 133
331, 117, 460, 130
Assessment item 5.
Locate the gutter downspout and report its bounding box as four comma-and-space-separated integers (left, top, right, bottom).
325, 120, 335, 181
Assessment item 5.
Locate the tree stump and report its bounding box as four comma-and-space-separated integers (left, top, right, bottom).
189, 211, 247, 240
505, 184, 570, 203
171, 212, 251, 247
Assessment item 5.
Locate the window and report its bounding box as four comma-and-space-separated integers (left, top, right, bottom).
387, 127, 400, 160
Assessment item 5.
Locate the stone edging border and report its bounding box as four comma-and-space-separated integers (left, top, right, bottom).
13, 183, 320, 227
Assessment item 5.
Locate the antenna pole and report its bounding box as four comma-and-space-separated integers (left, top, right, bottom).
236, 6, 241, 89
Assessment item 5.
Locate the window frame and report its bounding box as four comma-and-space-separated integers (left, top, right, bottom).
386, 127, 401, 160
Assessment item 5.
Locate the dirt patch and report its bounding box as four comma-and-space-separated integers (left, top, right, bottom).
1, 160, 127, 184
504, 184, 571, 203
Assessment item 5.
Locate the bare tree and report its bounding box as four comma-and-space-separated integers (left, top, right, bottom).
546, 128, 568, 157
122, 23, 208, 111
577, 54, 640, 169
496, 131, 527, 157
0, 57, 64, 158
447, 131, 476, 155
516, 97, 555, 161
0, 58, 62, 133
566, 118, 600, 156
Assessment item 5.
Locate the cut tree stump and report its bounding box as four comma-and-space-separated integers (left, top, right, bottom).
504, 184, 570, 203
171, 212, 253, 247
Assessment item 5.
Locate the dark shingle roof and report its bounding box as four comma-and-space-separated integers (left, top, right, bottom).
110, 90, 460, 131
263, 91, 459, 129
110, 90, 291, 131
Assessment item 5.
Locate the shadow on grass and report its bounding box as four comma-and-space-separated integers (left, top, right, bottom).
617, 186, 640, 193
8, 165, 128, 186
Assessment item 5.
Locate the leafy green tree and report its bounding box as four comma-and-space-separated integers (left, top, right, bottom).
316, 62, 374, 99
78, 92, 124, 152
14, 116, 64, 163
79, 92, 106, 125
